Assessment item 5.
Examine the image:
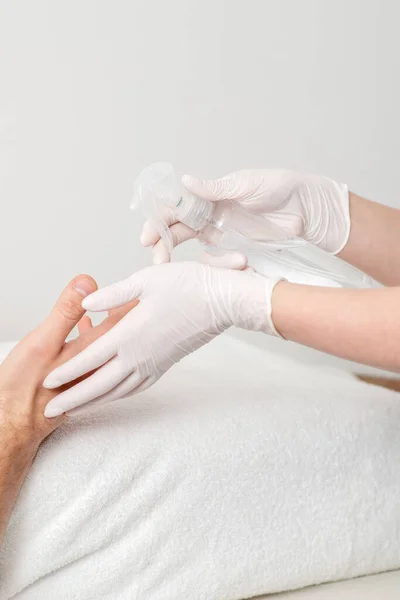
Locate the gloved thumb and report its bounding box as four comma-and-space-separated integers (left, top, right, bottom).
83, 273, 145, 312
182, 174, 234, 202
200, 249, 248, 270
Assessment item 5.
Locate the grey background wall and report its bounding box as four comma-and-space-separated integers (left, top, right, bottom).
0, 0, 399, 370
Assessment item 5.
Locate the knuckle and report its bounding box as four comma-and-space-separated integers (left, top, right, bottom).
170, 229, 181, 248
163, 205, 179, 225
57, 298, 82, 322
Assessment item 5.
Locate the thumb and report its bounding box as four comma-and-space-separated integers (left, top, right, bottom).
40, 275, 97, 350
182, 174, 234, 202
201, 249, 248, 270
83, 272, 145, 312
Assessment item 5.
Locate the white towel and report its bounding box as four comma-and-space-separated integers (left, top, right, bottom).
1, 334, 400, 600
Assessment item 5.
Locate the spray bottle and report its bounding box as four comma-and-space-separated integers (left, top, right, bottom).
132, 162, 374, 288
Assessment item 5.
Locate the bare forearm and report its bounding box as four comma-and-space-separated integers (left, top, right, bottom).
273, 282, 400, 371
0, 432, 37, 543
339, 193, 400, 286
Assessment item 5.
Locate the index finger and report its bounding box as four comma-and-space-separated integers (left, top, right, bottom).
42, 328, 118, 389
140, 205, 181, 247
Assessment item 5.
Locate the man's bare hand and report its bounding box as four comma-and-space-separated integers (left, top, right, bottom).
0, 274, 138, 542
0, 275, 137, 451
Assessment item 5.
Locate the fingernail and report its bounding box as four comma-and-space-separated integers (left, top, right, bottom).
44, 402, 63, 418
73, 279, 96, 298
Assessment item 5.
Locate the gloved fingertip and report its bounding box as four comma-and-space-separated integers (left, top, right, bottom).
82, 292, 110, 312
44, 401, 64, 418
140, 230, 158, 247
182, 174, 196, 188
182, 174, 204, 195
243, 266, 256, 274
224, 252, 248, 269
81, 293, 99, 311
140, 233, 152, 247
201, 250, 248, 270
140, 221, 160, 247
152, 239, 171, 265
153, 254, 168, 265
182, 174, 220, 201
42, 374, 60, 389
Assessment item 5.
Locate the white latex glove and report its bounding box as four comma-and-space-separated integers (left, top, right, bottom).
141, 169, 350, 268
43, 262, 282, 417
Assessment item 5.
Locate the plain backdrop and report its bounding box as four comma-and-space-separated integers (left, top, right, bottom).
0, 0, 399, 371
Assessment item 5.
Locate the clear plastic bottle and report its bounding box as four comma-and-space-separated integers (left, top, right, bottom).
132, 162, 375, 289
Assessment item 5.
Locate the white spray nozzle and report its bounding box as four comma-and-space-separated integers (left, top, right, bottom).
131, 162, 181, 254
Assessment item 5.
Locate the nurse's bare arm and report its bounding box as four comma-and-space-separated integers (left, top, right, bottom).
273, 282, 400, 372
339, 193, 400, 286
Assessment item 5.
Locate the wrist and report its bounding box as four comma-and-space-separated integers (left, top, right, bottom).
270, 280, 293, 339
225, 270, 285, 337
0, 423, 39, 462
0, 426, 38, 544
332, 184, 351, 255
302, 176, 351, 254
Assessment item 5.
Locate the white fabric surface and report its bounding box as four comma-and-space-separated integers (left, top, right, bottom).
1, 335, 400, 599
266, 570, 400, 599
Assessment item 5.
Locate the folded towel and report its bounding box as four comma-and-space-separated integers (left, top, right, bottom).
1, 335, 400, 600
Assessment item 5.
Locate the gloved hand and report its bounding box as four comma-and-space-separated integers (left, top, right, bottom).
43, 262, 283, 417
141, 169, 350, 267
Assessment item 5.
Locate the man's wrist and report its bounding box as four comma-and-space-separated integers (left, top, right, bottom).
0, 426, 38, 543
0, 423, 39, 463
